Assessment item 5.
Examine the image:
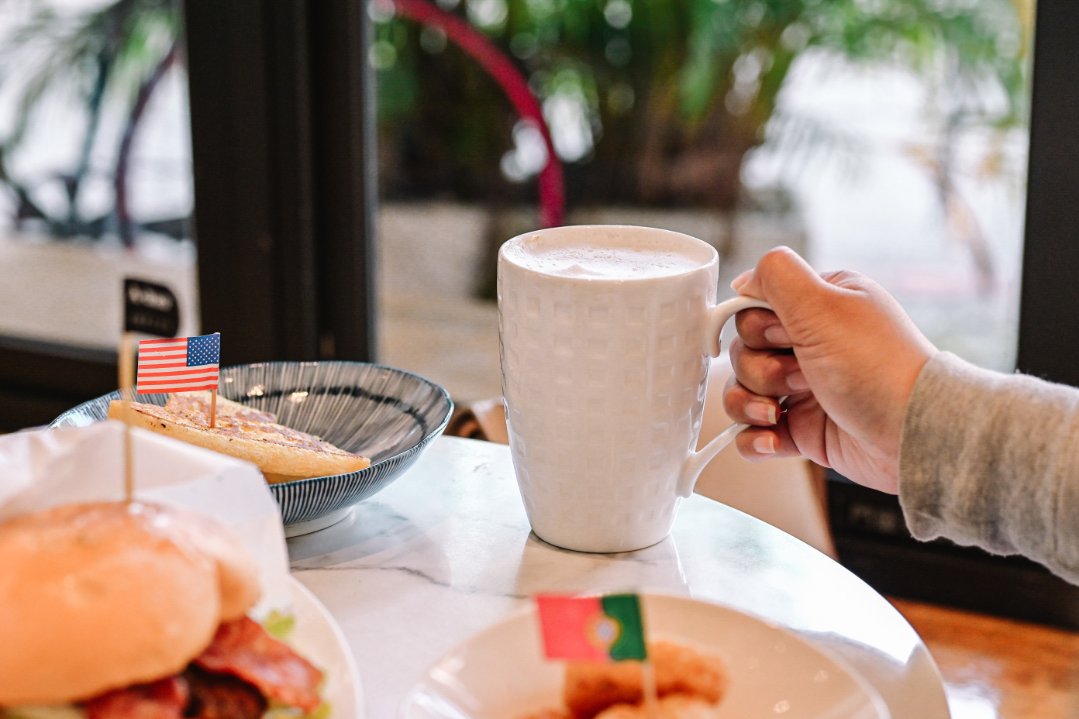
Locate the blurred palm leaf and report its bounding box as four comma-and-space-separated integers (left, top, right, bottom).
0, 0, 181, 239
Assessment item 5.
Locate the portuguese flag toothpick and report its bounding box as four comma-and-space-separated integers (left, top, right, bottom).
535, 593, 647, 662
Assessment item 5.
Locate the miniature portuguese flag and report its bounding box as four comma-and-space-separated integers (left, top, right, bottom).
535, 593, 647, 662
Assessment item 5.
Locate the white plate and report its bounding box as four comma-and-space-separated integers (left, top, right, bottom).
400, 593, 888, 719
288, 576, 365, 718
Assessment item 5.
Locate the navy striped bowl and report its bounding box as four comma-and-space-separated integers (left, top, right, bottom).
51, 361, 453, 536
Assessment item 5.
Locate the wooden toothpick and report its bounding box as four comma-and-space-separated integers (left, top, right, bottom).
119, 332, 136, 502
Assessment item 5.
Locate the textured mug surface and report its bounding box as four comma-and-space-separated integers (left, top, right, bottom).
498, 225, 725, 552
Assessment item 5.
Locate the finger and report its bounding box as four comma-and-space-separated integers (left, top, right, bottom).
729, 248, 848, 340
820, 268, 874, 292
729, 246, 831, 306
728, 339, 803, 397
734, 424, 801, 461
721, 373, 782, 426
734, 307, 790, 350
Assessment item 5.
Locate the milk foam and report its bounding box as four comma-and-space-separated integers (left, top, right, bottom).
506, 240, 703, 279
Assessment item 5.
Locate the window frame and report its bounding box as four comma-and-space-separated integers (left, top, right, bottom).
185, 0, 377, 365
1016, 0, 1079, 383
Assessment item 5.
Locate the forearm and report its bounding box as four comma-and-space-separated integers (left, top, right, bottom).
898, 352, 1079, 584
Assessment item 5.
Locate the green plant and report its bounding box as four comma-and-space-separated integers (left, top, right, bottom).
375, 0, 1031, 214
0, 0, 182, 245
0, 0, 1032, 269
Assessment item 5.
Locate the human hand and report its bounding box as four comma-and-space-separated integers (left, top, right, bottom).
722, 247, 936, 493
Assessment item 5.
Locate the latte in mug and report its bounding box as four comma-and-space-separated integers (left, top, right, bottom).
498, 225, 769, 553
500, 235, 706, 280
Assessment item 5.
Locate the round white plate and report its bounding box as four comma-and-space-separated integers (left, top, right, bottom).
400, 593, 888, 719
288, 576, 365, 718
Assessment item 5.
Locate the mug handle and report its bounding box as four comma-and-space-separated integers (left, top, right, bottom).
678, 294, 774, 498
701, 294, 772, 358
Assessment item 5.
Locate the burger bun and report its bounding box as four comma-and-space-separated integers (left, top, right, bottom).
0, 501, 260, 706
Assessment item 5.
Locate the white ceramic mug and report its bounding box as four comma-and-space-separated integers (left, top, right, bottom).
497, 225, 770, 552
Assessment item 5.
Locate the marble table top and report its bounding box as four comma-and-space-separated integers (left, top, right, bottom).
288, 435, 949, 718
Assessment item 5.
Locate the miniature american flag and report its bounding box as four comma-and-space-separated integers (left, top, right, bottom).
136, 333, 220, 394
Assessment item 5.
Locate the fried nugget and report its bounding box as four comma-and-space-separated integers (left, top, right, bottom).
594, 695, 723, 719
563, 640, 727, 719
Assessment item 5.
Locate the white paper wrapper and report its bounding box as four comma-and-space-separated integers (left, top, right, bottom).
0, 419, 292, 615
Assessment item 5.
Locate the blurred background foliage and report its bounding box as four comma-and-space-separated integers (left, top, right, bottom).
375, 0, 1032, 212
0, 0, 1033, 239
0, 0, 181, 243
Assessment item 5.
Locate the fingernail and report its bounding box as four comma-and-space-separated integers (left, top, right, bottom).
763, 325, 791, 345
730, 270, 753, 292
746, 401, 777, 425
787, 370, 809, 392
752, 435, 776, 455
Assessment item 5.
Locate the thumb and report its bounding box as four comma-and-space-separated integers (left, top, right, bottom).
730, 246, 831, 323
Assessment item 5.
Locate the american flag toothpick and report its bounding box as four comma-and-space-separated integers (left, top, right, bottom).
119, 278, 183, 501
137, 333, 221, 427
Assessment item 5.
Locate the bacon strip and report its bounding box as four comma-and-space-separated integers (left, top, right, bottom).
194, 616, 323, 712
84, 676, 188, 719
184, 666, 266, 719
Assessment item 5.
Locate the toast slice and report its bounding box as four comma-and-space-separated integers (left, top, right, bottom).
108, 392, 371, 484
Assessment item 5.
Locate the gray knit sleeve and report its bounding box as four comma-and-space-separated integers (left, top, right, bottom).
898, 351, 1079, 584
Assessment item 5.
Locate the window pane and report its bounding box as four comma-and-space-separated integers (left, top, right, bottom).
745, 3, 1032, 372
374, 1, 1032, 404
0, 0, 198, 351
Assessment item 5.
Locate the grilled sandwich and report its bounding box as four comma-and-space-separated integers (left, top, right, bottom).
108, 392, 371, 483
